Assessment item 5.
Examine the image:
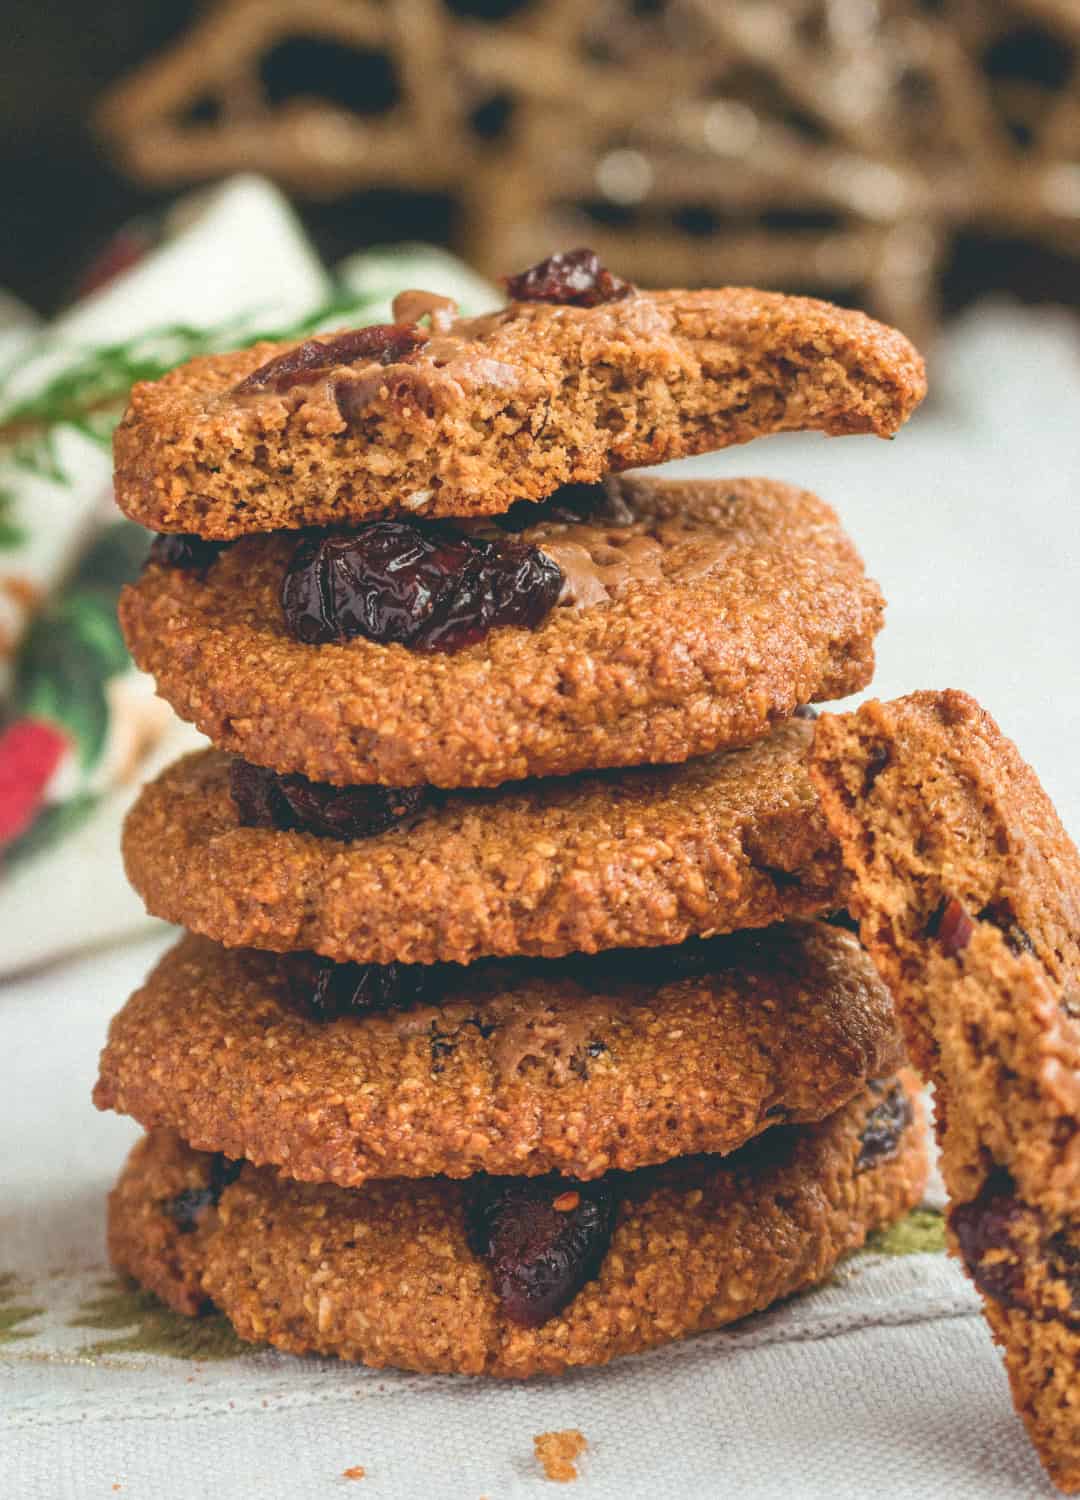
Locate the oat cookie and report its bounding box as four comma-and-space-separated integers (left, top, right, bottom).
107, 1074, 926, 1376
118, 476, 884, 788
811, 691, 1080, 1493
122, 719, 845, 965
95, 922, 904, 1187
113, 284, 925, 538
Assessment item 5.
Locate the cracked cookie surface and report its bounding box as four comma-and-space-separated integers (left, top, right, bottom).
113, 285, 925, 538
106, 1074, 926, 1376
118, 476, 884, 788
94, 922, 904, 1187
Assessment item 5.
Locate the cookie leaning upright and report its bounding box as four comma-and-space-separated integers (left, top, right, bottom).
113, 257, 926, 537
811, 691, 1080, 1493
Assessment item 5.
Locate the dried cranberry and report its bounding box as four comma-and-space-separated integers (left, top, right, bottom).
284, 952, 435, 1021
163, 1153, 242, 1234
235, 324, 428, 395
280, 521, 564, 652
950, 1168, 1031, 1308
930, 896, 975, 957
856, 1079, 913, 1170
146, 533, 224, 576
952, 1170, 1080, 1322
793, 704, 819, 720
465, 1174, 617, 1326
229, 758, 429, 841
504, 249, 635, 308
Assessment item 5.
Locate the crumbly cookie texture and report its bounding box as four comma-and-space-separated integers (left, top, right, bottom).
113, 287, 925, 538
122, 720, 846, 965
106, 1075, 926, 1378
118, 476, 884, 789
811, 691, 1080, 1494
94, 922, 903, 1187
534, 1431, 587, 1483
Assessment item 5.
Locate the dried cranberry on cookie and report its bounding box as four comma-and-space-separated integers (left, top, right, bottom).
120, 476, 884, 788
113, 253, 925, 538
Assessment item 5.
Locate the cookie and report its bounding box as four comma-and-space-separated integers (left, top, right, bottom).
113, 280, 926, 538
94, 922, 904, 1187
811, 691, 1080, 1493
106, 1073, 927, 1376
118, 476, 884, 788
122, 719, 846, 965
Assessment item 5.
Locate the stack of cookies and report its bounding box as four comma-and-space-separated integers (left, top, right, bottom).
95, 251, 931, 1379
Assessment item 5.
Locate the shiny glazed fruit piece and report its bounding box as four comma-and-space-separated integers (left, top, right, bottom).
931, 895, 975, 957
465, 1174, 617, 1326
282, 952, 435, 1021
229, 758, 430, 841
235, 324, 428, 395
504, 248, 635, 307
280, 521, 564, 652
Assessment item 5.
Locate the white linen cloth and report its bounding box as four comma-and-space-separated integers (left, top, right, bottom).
3, 287, 1079, 1496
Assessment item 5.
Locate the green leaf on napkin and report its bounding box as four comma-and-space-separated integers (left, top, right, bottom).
13, 593, 129, 769
9, 519, 150, 774
0, 486, 23, 547
72, 1279, 247, 1362
866, 1207, 946, 1256
0, 1273, 43, 1344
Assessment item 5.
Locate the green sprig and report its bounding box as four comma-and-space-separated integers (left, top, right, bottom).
0, 284, 383, 487
0, 486, 23, 547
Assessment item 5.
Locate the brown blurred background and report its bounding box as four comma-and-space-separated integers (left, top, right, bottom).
4, 0, 1080, 345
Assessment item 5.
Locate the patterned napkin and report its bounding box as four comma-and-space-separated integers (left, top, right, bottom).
0, 175, 497, 975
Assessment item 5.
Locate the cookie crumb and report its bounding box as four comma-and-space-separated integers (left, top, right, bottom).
534, 1430, 587, 1482
342, 1467, 365, 1481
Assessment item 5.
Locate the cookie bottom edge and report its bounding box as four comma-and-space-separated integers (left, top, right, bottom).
107, 1072, 928, 1379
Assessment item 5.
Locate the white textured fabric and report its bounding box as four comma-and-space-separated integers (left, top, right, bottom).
3, 303, 1079, 1496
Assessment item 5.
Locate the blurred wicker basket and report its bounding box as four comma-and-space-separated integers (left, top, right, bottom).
97, 0, 1080, 344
